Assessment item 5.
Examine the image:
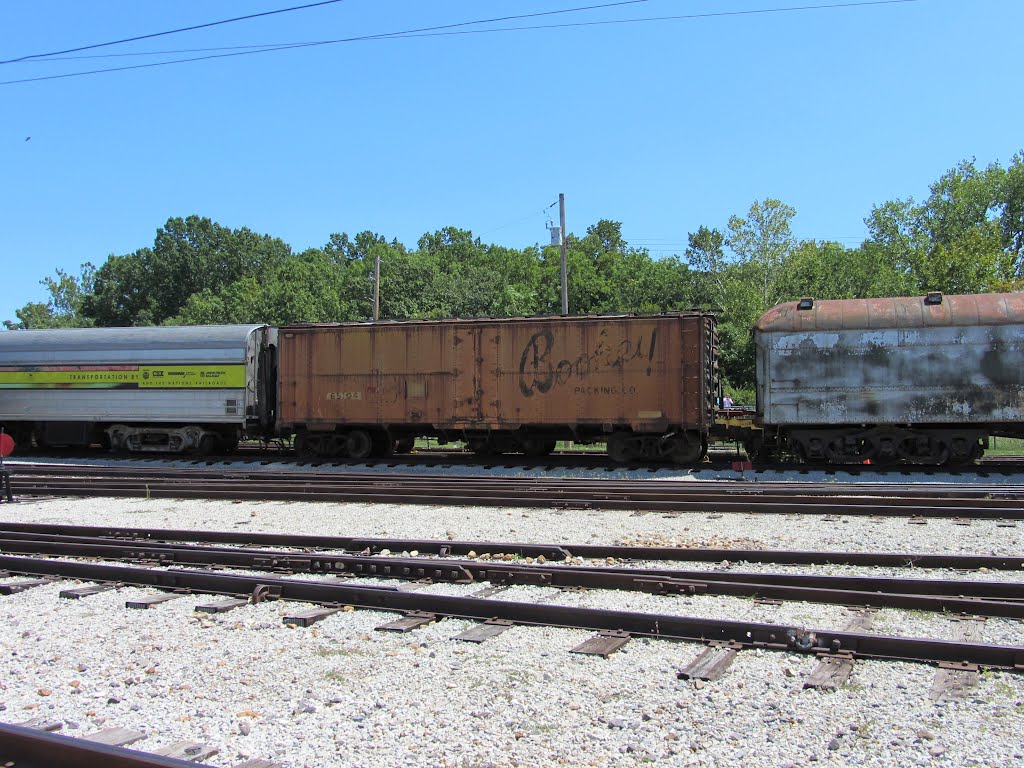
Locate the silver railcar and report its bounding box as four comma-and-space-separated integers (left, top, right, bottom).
753, 292, 1024, 464
0, 324, 277, 453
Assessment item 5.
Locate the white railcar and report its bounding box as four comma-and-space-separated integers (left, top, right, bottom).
0, 324, 277, 453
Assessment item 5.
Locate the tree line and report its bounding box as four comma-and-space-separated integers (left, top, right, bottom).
5, 152, 1023, 392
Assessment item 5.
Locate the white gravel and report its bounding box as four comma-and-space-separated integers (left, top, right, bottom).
0, 494, 1022, 767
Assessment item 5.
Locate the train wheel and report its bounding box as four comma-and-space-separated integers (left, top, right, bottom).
521, 438, 556, 457
467, 438, 495, 455
897, 434, 948, 465
946, 436, 983, 466
345, 430, 374, 460
393, 438, 416, 454
372, 431, 394, 458
294, 432, 319, 460
669, 436, 704, 465
606, 434, 632, 463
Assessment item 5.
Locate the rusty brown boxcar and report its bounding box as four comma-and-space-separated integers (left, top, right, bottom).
277, 313, 719, 464
752, 291, 1024, 465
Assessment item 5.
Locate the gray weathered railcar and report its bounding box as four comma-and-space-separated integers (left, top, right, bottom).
752, 292, 1024, 464
0, 325, 277, 453
277, 312, 719, 464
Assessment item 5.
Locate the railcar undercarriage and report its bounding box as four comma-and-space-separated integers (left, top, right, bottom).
291, 426, 709, 465
771, 426, 987, 466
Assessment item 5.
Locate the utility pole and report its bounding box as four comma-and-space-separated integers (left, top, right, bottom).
559, 193, 568, 315
373, 250, 380, 321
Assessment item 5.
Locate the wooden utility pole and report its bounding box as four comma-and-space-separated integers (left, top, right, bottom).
559, 193, 568, 315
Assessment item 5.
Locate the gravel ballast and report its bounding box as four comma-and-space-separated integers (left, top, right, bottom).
0, 495, 1022, 767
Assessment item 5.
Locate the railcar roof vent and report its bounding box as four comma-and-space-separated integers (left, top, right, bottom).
797, 297, 814, 310
924, 291, 943, 305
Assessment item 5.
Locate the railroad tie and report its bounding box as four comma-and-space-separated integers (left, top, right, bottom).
195, 597, 249, 614
929, 617, 985, 701
82, 726, 146, 747
0, 578, 54, 596
282, 607, 341, 627
803, 609, 876, 691
570, 630, 631, 658
12, 717, 63, 732
677, 641, 742, 682
375, 611, 436, 632
452, 618, 515, 643
125, 592, 183, 610
59, 583, 119, 600
153, 739, 220, 761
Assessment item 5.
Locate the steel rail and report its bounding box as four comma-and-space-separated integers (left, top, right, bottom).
9, 462, 1024, 503
12, 451, 1024, 482
1, 533, 1022, 617
0, 554, 1021, 669
9, 476, 1024, 518
0, 723, 206, 768
1, 530, 1021, 599
2, 522, 1022, 570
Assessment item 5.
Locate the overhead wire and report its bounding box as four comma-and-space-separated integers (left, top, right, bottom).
0, 0, 921, 87
2, 0, 650, 65
478, 202, 560, 238
0, 0, 348, 65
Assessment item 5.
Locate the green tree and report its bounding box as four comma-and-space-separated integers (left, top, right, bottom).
5, 264, 96, 329
777, 240, 915, 301
685, 200, 799, 388
726, 198, 797, 311
865, 154, 1024, 293
84, 216, 291, 326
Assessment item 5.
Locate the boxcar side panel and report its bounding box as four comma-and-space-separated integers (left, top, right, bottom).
0, 325, 268, 427
758, 324, 1024, 426
278, 314, 714, 433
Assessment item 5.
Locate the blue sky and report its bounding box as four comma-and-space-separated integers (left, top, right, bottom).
2, 0, 1021, 326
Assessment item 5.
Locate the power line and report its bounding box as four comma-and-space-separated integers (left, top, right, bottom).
13, 0, 922, 65
478, 203, 560, 238
4, 0, 649, 65
0, 0, 651, 85
0, 0, 348, 65
0, 0, 920, 87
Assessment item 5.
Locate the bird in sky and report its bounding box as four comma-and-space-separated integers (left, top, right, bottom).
25, 137, 31, 141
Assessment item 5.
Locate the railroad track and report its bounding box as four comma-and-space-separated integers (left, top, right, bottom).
0, 525, 1022, 671
5, 462, 1024, 517
10, 446, 1024, 475
0, 526, 1022, 618
0, 721, 278, 768
3, 520, 1023, 569
6, 460, 1024, 514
